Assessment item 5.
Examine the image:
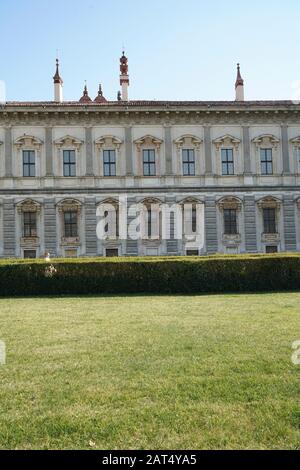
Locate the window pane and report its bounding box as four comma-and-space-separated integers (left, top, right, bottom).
224, 209, 237, 235
263, 208, 276, 233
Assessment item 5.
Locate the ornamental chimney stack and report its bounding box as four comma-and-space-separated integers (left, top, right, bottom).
53, 58, 63, 102
235, 63, 244, 101
119, 51, 129, 101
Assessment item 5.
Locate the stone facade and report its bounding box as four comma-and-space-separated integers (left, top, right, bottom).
0, 100, 300, 257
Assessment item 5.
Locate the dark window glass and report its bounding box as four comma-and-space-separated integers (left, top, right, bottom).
186, 249, 199, 256
260, 149, 273, 175
143, 149, 156, 176
23, 212, 37, 237
64, 211, 78, 237
23, 150, 35, 177
192, 206, 197, 233
266, 245, 278, 254
24, 250, 36, 259
147, 207, 152, 238
103, 150, 116, 177
221, 149, 234, 175
263, 208, 276, 233
182, 149, 195, 176
106, 249, 119, 257
224, 209, 238, 235
63, 150, 76, 177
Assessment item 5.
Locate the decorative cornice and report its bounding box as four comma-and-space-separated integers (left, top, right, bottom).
14, 135, 43, 150
54, 135, 83, 149
16, 198, 41, 214
252, 134, 280, 150
134, 135, 163, 151
257, 196, 281, 209
174, 135, 203, 150
290, 136, 300, 149
217, 196, 242, 211
95, 135, 123, 149
57, 198, 82, 213
213, 134, 241, 151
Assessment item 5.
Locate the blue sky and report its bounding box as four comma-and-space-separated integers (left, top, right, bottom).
1, 0, 300, 102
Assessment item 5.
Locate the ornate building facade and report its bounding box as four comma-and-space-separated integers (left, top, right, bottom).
0, 54, 300, 258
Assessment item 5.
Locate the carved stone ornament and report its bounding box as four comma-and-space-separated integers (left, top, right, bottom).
95, 135, 123, 150
14, 135, 43, 150
290, 136, 300, 150
257, 196, 281, 210
252, 134, 280, 150
217, 197, 242, 211
213, 134, 241, 151
57, 198, 82, 214
134, 135, 163, 151
16, 199, 41, 214
174, 135, 203, 150
54, 135, 83, 149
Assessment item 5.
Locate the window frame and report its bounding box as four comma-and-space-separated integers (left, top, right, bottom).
22, 150, 36, 177
63, 210, 78, 238
103, 149, 116, 177
63, 149, 76, 177
143, 149, 156, 176
223, 208, 238, 235
182, 148, 195, 176
23, 211, 37, 238
260, 148, 273, 175
263, 207, 276, 234
221, 148, 234, 176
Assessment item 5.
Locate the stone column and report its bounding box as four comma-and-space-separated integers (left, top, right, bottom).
85, 197, 97, 256
243, 126, 251, 174
44, 198, 57, 256
244, 196, 258, 252
45, 127, 53, 176
4, 127, 12, 177
283, 196, 296, 251
205, 196, 218, 253
3, 200, 15, 256
281, 125, 290, 174
125, 127, 133, 176
204, 126, 212, 175
164, 126, 173, 175
85, 127, 93, 176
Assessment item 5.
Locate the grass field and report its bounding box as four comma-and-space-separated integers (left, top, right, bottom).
0, 293, 299, 450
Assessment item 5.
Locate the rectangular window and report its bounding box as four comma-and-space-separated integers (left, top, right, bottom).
23, 150, 36, 177
64, 211, 78, 237
221, 149, 234, 175
65, 249, 78, 258
260, 148, 273, 175
103, 150, 116, 177
266, 245, 278, 254
63, 150, 76, 177
186, 249, 199, 256
143, 149, 156, 176
106, 249, 119, 257
263, 208, 276, 234
24, 250, 36, 259
224, 209, 238, 235
23, 212, 37, 237
182, 149, 195, 176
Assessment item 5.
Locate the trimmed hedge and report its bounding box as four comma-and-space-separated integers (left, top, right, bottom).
0, 254, 300, 296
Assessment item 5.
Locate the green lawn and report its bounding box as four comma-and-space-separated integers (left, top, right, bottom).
0, 294, 299, 450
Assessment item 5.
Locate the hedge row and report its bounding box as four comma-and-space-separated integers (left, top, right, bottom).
0, 255, 300, 296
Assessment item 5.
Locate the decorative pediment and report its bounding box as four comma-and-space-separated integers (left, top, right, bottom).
290, 136, 300, 149
14, 135, 43, 150
54, 135, 83, 149
134, 135, 163, 151
95, 135, 123, 149
16, 199, 41, 214
179, 197, 203, 206
57, 198, 82, 213
139, 197, 162, 207
217, 196, 242, 211
174, 135, 203, 149
213, 134, 241, 151
252, 134, 280, 149
257, 196, 281, 210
